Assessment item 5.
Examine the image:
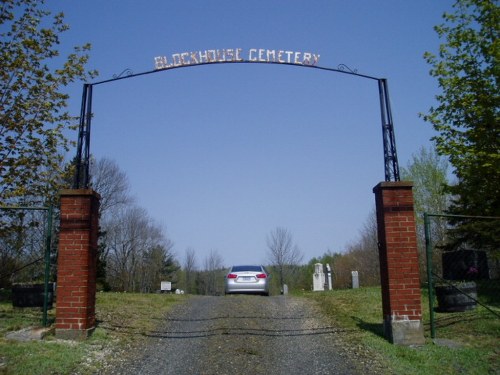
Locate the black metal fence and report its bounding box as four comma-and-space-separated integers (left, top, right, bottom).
0, 206, 54, 326
424, 213, 500, 339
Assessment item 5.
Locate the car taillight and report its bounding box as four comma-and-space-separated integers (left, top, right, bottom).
256, 273, 267, 279
227, 273, 237, 279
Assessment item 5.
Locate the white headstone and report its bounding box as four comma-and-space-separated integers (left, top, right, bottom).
351, 271, 359, 289
313, 263, 325, 291
161, 281, 172, 291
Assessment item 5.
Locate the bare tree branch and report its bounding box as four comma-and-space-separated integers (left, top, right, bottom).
266, 227, 303, 288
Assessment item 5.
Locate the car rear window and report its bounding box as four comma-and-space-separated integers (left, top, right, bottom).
231, 265, 262, 272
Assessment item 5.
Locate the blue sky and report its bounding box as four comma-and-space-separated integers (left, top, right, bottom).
48, 0, 453, 267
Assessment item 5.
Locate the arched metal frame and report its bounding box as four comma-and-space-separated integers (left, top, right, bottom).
73, 61, 400, 189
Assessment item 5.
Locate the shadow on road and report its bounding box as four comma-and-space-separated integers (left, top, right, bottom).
96, 317, 356, 340
145, 325, 353, 339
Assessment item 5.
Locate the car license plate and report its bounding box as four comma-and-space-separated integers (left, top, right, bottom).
241, 276, 253, 281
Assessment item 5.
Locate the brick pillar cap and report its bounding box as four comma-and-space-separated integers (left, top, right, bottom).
60, 189, 101, 199
373, 181, 413, 193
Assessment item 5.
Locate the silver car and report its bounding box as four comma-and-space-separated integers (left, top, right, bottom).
224, 265, 271, 296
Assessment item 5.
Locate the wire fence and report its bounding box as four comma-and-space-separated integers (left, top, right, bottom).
0, 206, 54, 326
424, 213, 500, 339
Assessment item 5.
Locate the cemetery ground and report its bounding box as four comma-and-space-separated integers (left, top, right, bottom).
0, 288, 498, 375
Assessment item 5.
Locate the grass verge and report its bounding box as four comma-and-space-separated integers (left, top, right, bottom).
300, 287, 499, 375
0, 291, 187, 375
1, 288, 498, 374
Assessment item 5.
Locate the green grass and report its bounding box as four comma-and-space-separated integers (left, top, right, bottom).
1, 288, 498, 374
0, 291, 187, 375
0, 341, 87, 375
300, 287, 500, 375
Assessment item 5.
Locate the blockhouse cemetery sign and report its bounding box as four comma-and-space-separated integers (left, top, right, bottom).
154, 48, 321, 69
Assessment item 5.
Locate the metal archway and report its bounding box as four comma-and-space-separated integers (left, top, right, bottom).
73, 59, 400, 188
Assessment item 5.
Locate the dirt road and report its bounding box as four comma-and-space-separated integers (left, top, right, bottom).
103, 295, 381, 375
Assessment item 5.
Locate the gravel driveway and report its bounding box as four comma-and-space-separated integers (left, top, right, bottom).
103, 295, 382, 375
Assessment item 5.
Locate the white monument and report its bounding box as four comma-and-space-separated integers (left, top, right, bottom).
351, 271, 359, 289
313, 263, 325, 291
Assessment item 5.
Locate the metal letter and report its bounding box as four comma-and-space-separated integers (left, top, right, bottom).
198, 50, 208, 63
172, 53, 182, 66
181, 52, 189, 65
266, 49, 276, 62
216, 49, 226, 62
207, 50, 216, 62
285, 51, 293, 63
294, 51, 302, 64
154, 56, 166, 69
235, 48, 243, 61
190, 51, 199, 64
249, 48, 257, 61
278, 50, 285, 63
258, 48, 266, 62
302, 53, 312, 65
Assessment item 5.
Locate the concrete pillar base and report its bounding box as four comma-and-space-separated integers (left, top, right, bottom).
384, 317, 425, 346
55, 327, 95, 341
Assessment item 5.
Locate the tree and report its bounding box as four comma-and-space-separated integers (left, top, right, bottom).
401, 146, 450, 277
0, 0, 96, 205
90, 157, 133, 217
266, 227, 303, 290
104, 206, 175, 292
183, 247, 197, 294
423, 0, 499, 251
337, 210, 380, 288
0, 207, 47, 287
199, 249, 224, 295
401, 146, 450, 221
88, 157, 134, 290
138, 243, 178, 293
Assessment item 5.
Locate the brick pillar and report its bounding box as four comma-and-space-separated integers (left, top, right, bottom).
373, 182, 425, 345
56, 189, 100, 340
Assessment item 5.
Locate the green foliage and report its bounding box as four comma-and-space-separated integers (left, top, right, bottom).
0, 0, 97, 205
401, 146, 450, 220
422, 0, 500, 251
401, 146, 450, 278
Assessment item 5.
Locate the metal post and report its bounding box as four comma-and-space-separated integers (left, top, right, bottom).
378, 79, 400, 181
424, 213, 436, 339
42, 206, 53, 327
83, 84, 93, 188
73, 84, 93, 189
